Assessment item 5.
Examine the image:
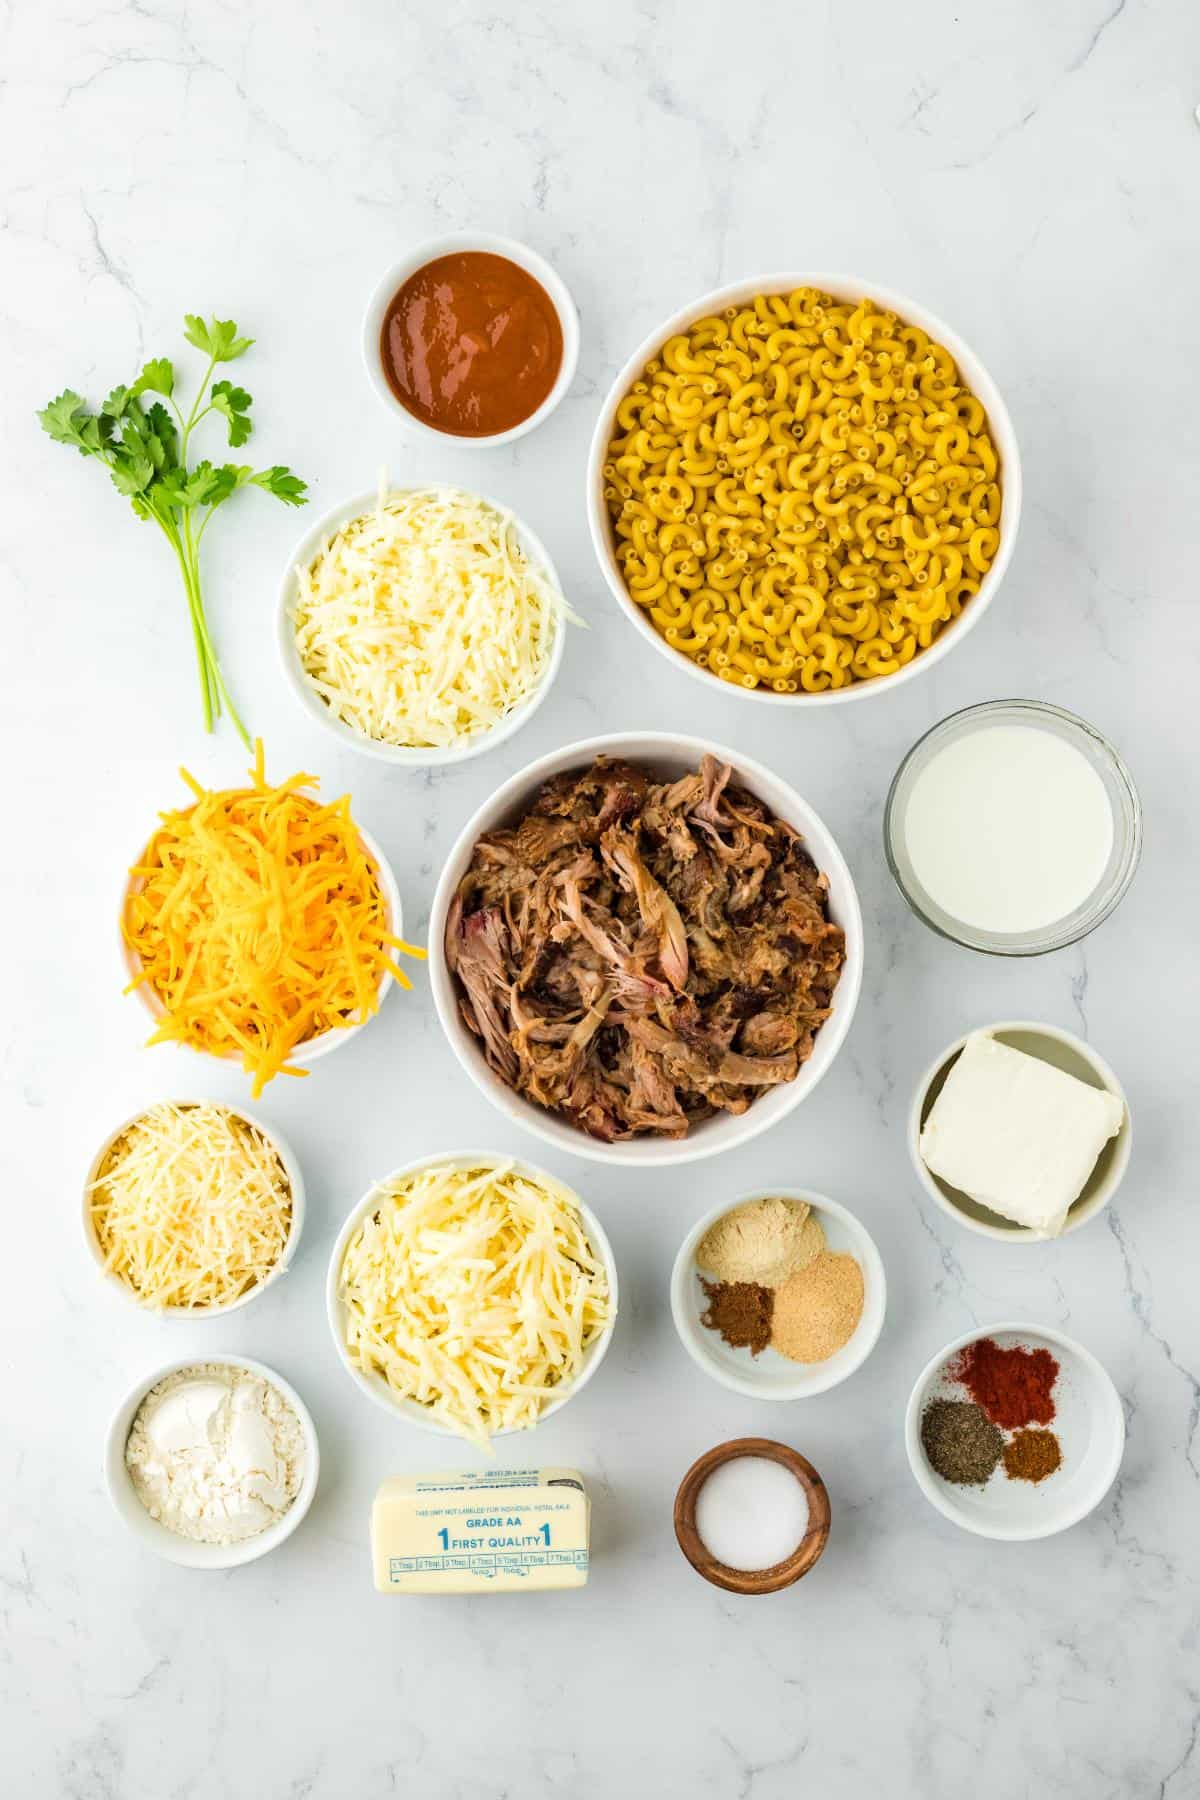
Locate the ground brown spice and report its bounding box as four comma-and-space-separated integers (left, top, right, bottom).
770, 1251, 864, 1363
700, 1279, 773, 1356
1002, 1428, 1062, 1484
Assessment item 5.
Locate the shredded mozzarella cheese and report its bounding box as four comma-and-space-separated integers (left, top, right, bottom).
290, 486, 570, 749
337, 1157, 613, 1445
89, 1102, 293, 1311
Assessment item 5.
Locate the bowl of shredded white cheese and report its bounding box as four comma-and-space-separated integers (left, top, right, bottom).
105, 1355, 319, 1568
326, 1151, 617, 1445
278, 484, 573, 764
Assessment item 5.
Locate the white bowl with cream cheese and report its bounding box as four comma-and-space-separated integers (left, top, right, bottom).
909, 1022, 1131, 1240
105, 1355, 319, 1568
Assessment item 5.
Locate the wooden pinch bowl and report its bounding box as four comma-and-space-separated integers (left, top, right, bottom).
673, 1437, 831, 1595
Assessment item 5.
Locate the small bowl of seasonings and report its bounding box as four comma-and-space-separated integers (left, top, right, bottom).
670, 1190, 886, 1399
905, 1324, 1125, 1540
674, 1438, 832, 1594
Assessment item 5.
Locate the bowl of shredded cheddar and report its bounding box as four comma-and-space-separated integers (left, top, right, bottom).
120, 743, 424, 1096
587, 274, 1020, 704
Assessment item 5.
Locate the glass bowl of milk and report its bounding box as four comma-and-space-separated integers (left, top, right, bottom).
885, 700, 1141, 955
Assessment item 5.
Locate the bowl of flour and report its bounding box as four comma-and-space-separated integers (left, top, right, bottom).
105, 1355, 319, 1568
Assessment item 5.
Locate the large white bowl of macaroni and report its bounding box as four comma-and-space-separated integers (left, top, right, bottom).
586, 273, 1021, 705
429, 732, 863, 1167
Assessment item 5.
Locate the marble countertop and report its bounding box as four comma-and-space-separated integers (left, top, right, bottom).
4, 2, 1198, 1795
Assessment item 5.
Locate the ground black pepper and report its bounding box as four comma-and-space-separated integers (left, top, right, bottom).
700, 1279, 773, 1356
920, 1398, 1004, 1486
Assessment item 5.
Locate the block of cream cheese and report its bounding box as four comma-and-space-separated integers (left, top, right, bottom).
920, 1031, 1124, 1236
372, 1469, 589, 1594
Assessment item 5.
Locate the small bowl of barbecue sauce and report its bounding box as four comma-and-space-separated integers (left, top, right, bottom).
363, 233, 579, 447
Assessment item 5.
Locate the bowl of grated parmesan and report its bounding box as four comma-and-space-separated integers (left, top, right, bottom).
83, 1099, 305, 1317
278, 483, 572, 765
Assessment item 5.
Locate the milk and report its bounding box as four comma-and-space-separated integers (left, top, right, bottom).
902, 725, 1114, 934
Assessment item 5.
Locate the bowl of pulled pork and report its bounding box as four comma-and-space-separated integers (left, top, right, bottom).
431, 734, 863, 1165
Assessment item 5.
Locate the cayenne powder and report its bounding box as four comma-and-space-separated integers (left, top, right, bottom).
700, 1279, 773, 1356
953, 1336, 1059, 1429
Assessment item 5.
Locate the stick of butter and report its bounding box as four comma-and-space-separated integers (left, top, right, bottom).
372, 1469, 589, 1594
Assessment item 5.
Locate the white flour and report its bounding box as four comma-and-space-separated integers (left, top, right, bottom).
125, 1363, 305, 1545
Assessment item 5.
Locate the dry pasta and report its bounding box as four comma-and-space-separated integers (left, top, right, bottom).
602, 289, 1003, 693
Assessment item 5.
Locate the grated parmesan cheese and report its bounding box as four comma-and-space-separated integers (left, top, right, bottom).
289, 485, 574, 750
90, 1102, 293, 1312
337, 1156, 613, 1446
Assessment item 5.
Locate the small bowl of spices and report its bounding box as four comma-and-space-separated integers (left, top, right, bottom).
670, 1189, 886, 1400
674, 1438, 831, 1594
905, 1323, 1125, 1540
362, 232, 579, 447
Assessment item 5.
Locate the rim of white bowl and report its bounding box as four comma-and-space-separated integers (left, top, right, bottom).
105, 1353, 320, 1568
83, 1099, 305, 1317
586, 270, 1022, 707
670, 1188, 887, 1399
908, 1020, 1131, 1242
427, 732, 864, 1167
326, 1149, 619, 1436
277, 484, 568, 766
120, 816, 403, 1066
904, 1321, 1125, 1541
361, 232, 580, 448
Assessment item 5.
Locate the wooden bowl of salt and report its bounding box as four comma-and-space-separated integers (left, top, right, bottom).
673, 1437, 831, 1594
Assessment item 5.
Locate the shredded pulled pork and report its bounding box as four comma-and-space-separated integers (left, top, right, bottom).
445, 756, 846, 1141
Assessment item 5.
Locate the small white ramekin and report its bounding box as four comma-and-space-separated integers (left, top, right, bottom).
326, 1150, 618, 1437
83, 1100, 305, 1316
670, 1189, 886, 1400
105, 1354, 320, 1568
428, 732, 863, 1168
909, 1021, 1131, 1241
121, 817, 405, 1069
587, 271, 1021, 707
361, 232, 579, 447
277, 486, 567, 766
905, 1322, 1125, 1541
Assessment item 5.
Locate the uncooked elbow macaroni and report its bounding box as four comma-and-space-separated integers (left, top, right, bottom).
602, 290, 1003, 693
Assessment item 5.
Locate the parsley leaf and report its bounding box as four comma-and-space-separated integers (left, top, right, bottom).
131, 358, 175, 400
251, 465, 308, 505
210, 379, 253, 447
183, 315, 254, 363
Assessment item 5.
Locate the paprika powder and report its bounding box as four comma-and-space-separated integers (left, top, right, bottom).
952, 1336, 1059, 1429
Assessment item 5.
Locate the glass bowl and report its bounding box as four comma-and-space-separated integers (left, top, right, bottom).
884, 700, 1141, 956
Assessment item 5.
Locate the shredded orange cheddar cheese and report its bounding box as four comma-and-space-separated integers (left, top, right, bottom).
122, 742, 424, 1095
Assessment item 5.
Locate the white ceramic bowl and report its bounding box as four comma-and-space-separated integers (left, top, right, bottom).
83, 1100, 305, 1316
361, 232, 580, 447
428, 733, 863, 1168
277, 486, 567, 766
587, 271, 1021, 707
905, 1323, 1125, 1540
105, 1354, 320, 1568
121, 816, 404, 1068
670, 1189, 886, 1400
909, 1022, 1131, 1241
326, 1150, 618, 1436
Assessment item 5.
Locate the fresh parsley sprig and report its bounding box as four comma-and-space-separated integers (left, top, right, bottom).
38, 314, 307, 746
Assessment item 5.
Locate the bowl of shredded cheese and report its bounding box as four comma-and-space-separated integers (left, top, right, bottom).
121, 744, 422, 1097
84, 1100, 304, 1316
326, 1151, 617, 1446
279, 484, 572, 764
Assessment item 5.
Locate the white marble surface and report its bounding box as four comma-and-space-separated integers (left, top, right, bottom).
4, 2, 1199, 1794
